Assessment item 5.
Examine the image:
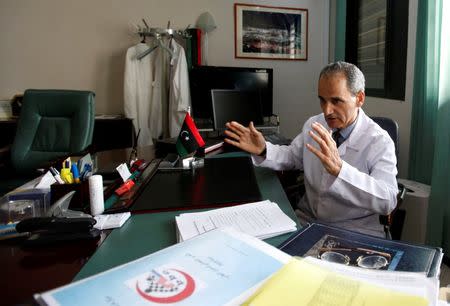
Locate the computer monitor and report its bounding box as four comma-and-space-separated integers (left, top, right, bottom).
211, 89, 264, 131
189, 66, 273, 127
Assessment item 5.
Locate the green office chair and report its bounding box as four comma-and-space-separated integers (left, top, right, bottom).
0, 89, 95, 194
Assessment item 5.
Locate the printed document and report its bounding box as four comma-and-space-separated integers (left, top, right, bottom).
243, 257, 437, 306
175, 200, 297, 241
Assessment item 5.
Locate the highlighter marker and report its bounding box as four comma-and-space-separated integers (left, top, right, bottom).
60, 168, 74, 184
71, 163, 81, 184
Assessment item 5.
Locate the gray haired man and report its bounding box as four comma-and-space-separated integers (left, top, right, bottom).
225, 61, 398, 237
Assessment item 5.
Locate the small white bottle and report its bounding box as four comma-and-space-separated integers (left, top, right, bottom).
88, 175, 104, 216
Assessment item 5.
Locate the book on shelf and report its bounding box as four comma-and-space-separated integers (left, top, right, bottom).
175, 200, 297, 242
278, 223, 443, 278
34, 227, 290, 306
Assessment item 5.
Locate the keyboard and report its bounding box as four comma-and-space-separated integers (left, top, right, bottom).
264, 133, 291, 145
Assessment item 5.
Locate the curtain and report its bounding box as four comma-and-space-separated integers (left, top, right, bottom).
408, 0, 441, 184
334, 1, 346, 61
409, 0, 450, 251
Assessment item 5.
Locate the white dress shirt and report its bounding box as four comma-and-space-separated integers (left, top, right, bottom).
253, 109, 398, 237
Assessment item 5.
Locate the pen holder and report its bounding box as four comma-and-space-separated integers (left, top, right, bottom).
50, 181, 90, 211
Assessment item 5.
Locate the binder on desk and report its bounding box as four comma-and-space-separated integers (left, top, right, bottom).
35, 228, 290, 306
131, 156, 262, 213
278, 223, 443, 278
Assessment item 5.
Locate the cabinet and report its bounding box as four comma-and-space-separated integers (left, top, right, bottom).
0, 117, 134, 152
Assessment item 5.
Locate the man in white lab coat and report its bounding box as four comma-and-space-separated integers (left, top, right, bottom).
224, 61, 398, 237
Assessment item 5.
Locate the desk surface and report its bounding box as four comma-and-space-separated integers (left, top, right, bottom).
74, 165, 299, 281
1, 149, 299, 305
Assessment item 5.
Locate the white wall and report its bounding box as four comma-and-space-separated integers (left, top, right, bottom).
0, 0, 416, 176
0, 0, 329, 138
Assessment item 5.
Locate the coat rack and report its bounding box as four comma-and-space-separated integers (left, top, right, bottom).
133, 19, 192, 60
136, 19, 191, 40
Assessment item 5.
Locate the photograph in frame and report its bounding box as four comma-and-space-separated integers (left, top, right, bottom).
234, 3, 308, 60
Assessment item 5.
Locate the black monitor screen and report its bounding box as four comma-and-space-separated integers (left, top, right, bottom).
189, 66, 273, 123
211, 90, 264, 131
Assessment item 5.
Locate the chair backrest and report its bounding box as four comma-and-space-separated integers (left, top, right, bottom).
370, 116, 399, 161
11, 89, 95, 174
371, 116, 406, 239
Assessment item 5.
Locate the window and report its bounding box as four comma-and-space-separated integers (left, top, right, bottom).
345, 0, 409, 100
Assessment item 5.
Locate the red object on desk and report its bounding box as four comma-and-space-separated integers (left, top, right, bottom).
130, 159, 145, 172
114, 180, 135, 196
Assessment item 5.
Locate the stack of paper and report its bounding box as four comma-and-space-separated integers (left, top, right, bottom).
175, 200, 297, 242
243, 257, 438, 306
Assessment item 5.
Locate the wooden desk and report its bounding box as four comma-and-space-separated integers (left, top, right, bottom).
0, 148, 299, 305
0, 231, 109, 306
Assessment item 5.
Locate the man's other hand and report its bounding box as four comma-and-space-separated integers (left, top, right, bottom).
306, 122, 342, 176
224, 121, 266, 155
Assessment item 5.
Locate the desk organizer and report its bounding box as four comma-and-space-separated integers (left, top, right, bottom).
50, 181, 90, 211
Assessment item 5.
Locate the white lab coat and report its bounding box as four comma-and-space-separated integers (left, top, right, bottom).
151, 43, 170, 139
124, 43, 155, 146
254, 109, 398, 237
168, 39, 191, 138
125, 39, 190, 140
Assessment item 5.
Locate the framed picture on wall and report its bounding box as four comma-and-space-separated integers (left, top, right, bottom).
234, 3, 308, 60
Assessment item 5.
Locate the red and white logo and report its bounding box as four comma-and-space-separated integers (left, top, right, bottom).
126, 266, 196, 304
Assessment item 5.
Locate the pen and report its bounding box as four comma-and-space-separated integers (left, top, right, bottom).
49, 167, 65, 184
80, 164, 93, 180
71, 163, 80, 184
63, 157, 71, 170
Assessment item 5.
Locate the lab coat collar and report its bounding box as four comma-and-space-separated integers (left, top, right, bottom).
337, 108, 366, 154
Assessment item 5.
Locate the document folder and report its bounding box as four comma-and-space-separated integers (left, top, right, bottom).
131, 156, 262, 212
278, 223, 443, 278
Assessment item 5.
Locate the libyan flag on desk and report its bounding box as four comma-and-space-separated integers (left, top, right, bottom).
176, 113, 205, 157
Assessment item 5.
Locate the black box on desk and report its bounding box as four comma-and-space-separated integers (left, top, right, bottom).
50, 181, 90, 211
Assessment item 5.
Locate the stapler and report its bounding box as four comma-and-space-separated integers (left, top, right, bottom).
15, 191, 100, 246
